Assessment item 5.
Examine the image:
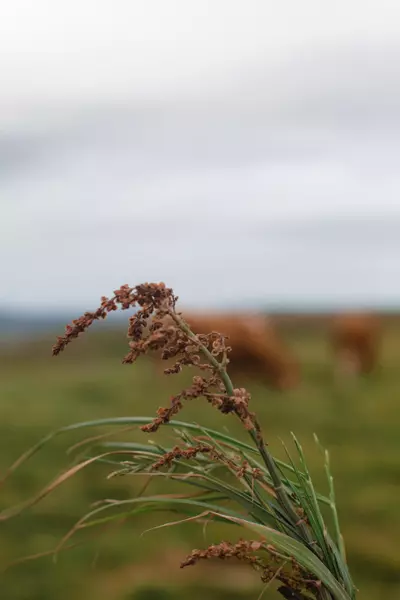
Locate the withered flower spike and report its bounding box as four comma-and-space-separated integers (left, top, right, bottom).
149, 442, 253, 478
180, 540, 264, 569
180, 540, 316, 597
52, 282, 175, 356
150, 443, 213, 470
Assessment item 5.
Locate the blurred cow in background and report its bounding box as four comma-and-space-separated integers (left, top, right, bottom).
331, 313, 381, 377
157, 312, 300, 390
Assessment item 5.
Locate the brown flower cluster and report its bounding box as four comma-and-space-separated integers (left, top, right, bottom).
180, 540, 316, 598
52, 282, 177, 356
52, 281, 263, 438
149, 442, 264, 485
141, 383, 257, 434
149, 443, 215, 470
140, 374, 224, 433
180, 539, 265, 568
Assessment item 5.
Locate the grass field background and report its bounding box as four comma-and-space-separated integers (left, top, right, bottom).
1, 317, 399, 600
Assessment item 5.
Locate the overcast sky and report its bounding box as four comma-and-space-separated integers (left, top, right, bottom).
1, 1, 400, 312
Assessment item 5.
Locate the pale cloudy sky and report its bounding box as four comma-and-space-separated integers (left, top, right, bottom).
1, 1, 400, 311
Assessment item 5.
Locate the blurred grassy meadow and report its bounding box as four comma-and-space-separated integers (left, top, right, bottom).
1, 316, 400, 600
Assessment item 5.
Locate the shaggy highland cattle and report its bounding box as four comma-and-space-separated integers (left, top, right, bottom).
331, 313, 380, 376
155, 312, 299, 390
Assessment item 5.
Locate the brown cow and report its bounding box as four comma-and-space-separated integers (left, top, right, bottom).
153, 312, 299, 390
331, 313, 380, 376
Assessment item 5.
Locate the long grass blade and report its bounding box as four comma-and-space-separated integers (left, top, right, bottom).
290, 435, 355, 598
55, 496, 247, 555
1, 417, 303, 486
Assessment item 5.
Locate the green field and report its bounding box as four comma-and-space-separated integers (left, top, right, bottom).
1, 319, 399, 600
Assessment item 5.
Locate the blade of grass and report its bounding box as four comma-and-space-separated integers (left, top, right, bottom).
55, 495, 247, 555
314, 434, 347, 563
290, 452, 342, 592
0, 450, 155, 521
1, 417, 303, 487
290, 434, 355, 598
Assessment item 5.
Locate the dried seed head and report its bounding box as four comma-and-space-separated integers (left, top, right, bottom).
180, 540, 265, 568
150, 443, 214, 470
180, 539, 316, 597
52, 282, 261, 444
52, 282, 176, 356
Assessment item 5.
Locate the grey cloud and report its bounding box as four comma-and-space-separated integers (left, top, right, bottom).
227, 40, 400, 130
2, 37, 400, 310
2, 39, 400, 182
262, 216, 400, 246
